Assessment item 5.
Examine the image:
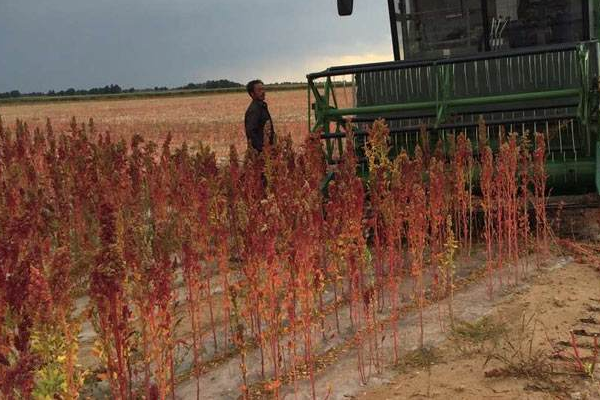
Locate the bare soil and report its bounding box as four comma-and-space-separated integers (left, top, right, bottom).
358, 259, 600, 400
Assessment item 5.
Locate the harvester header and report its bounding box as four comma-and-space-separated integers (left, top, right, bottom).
309, 0, 600, 195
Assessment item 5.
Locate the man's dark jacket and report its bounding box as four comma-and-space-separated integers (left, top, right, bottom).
245, 99, 275, 152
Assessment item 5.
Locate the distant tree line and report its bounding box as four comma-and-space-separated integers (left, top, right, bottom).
0, 79, 249, 99
177, 79, 243, 90
0, 84, 132, 99
0, 90, 23, 99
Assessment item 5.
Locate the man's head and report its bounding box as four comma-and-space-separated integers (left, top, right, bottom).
246, 79, 265, 101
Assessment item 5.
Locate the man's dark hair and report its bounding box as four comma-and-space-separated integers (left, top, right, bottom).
246, 79, 263, 96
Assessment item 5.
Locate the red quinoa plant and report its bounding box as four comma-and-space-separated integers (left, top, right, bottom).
532, 133, 548, 256
0, 116, 556, 399
90, 200, 132, 399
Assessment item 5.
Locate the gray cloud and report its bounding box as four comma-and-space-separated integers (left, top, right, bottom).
0, 0, 392, 92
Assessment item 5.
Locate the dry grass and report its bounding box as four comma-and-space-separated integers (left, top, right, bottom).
450, 316, 507, 355
483, 313, 554, 380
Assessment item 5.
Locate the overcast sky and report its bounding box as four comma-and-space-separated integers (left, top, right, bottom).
0, 0, 394, 93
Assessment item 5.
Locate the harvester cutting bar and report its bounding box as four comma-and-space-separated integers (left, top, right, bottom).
326, 114, 584, 159
308, 41, 600, 194
320, 114, 596, 194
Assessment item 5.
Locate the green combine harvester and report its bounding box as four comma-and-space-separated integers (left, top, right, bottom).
307, 0, 600, 196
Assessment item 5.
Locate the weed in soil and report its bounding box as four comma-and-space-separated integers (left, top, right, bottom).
450, 316, 507, 355
484, 313, 553, 381
392, 347, 441, 374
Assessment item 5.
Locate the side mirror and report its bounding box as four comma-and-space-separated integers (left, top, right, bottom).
337, 0, 354, 16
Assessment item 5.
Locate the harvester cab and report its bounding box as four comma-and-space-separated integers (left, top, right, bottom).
309, 0, 600, 196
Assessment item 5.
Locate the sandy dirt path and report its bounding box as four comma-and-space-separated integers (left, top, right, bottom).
359, 259, 600, 400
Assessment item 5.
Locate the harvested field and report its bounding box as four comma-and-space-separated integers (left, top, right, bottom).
0, 88, 334, 161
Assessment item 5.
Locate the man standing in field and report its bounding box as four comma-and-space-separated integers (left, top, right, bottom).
244, 79, 275, 152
